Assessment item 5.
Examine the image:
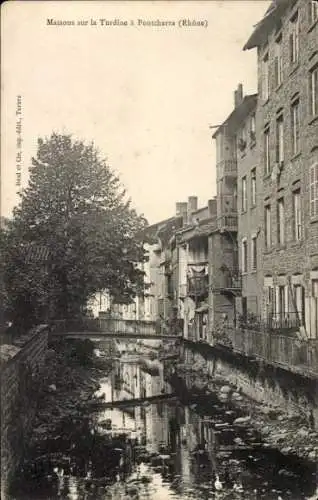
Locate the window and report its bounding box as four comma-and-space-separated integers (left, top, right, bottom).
289, 11, 299, 65
278, 285, 286, 316
250, 113, 256, 143
238, 126, 247, 152
309, 65, 318, 117
216, 134, 224, 163
251, 236, 257, 270
267, 285, 276, 317
293, 284, 305, 325
262, 53, 269, 101
293, 189, 302, 240
264, 126, 270, 174
309, 0, 318, 24
274, 35, 283, 87
242, 239, 248, 273
276, 113, 284, 164
251, 168, 256, 206
310, 163, 318, 217
291, 99, 300, 156
265, 205, 271, 249
242, 176, 247, 212
277, 198, 285, 245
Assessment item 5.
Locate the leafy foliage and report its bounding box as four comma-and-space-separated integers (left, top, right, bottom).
1, 133, 148, 328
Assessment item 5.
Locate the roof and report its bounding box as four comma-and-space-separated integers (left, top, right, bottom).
243, 0, 296, 51
177, 219, 216, 243
143, 215, 183, 245
212, 94, 257, 139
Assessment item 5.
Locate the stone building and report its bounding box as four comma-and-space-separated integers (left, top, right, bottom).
244, 0, 318, 337
235, 90, 262, 320
210, 85, 259, 332
175, 197, 216, 342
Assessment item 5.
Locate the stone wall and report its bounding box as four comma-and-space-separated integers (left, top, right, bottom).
0, 325, 49, 498
182, 340, 318, 428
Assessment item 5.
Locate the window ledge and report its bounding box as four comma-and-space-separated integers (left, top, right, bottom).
308, 18, 318, 33
308, 114, 318, 125
250, 269, 257, 274
310, 215, 318, 224
291, 152, 302, 162
264, 248, 273, 255
241, 210, 248, 215
289, 240, 304, 248
277, 244, 287, 251
289, 62, 300, 77
250, 204, 256, 210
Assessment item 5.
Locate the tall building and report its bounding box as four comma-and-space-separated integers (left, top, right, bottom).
209, 84, 258, 334
244, 0, 318, 337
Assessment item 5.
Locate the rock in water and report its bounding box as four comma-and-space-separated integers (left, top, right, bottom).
220, 385, 232, 394
233, 416, 251, 425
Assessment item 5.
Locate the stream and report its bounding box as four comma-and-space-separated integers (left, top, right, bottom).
10, 339, 318, 500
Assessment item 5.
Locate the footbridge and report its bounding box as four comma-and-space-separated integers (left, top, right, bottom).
86, 392, 178, 410
50, 318, 182, 340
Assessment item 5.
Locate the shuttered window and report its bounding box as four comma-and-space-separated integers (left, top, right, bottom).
289, 11, 299, 65
310, 163, 318, 217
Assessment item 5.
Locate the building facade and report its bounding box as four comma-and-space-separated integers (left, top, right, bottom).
210, 85, 259, 334
245, 0, 318, 337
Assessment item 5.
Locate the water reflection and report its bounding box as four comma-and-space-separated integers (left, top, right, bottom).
12, 340, 317, 499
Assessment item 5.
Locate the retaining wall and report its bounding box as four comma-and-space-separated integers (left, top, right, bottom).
0, 325, 49, 498
182, 340, 318, 428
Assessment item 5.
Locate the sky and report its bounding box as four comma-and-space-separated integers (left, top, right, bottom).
1, 0, 270, 224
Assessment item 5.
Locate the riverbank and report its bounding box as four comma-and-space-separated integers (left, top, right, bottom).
10, 338, 118, 496
173, 361, 318, 465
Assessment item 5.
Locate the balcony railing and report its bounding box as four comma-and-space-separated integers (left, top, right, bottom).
222, 159, 237, 176
187, 275, 209, 297
224, 327, 318, 377
211, 268, 241, 293
217, 215, 238, 231
237, 312, 301, 334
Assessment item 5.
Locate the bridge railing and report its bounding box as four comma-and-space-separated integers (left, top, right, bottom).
50, 317, 181, 337
50, 317, 101, 333
99, 318, 158, 336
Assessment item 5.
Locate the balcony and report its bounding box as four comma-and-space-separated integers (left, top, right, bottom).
237, 312, 301, 334
218, 159, 237, 179
187, 274, 209, 298
211, 267, 241, 295
217, 194, 237, 231
217, 215, 238, 232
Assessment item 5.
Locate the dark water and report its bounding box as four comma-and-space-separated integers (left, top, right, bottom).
11, 340, 318, 500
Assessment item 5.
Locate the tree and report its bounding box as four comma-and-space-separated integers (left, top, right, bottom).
2, 133, 148, 327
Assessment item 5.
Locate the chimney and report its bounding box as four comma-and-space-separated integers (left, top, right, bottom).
176, 202, 188, 224
188, 196, 198, 213
187, 196, 198, 224
234, 83, 243, 108
208, 198, 217, 218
